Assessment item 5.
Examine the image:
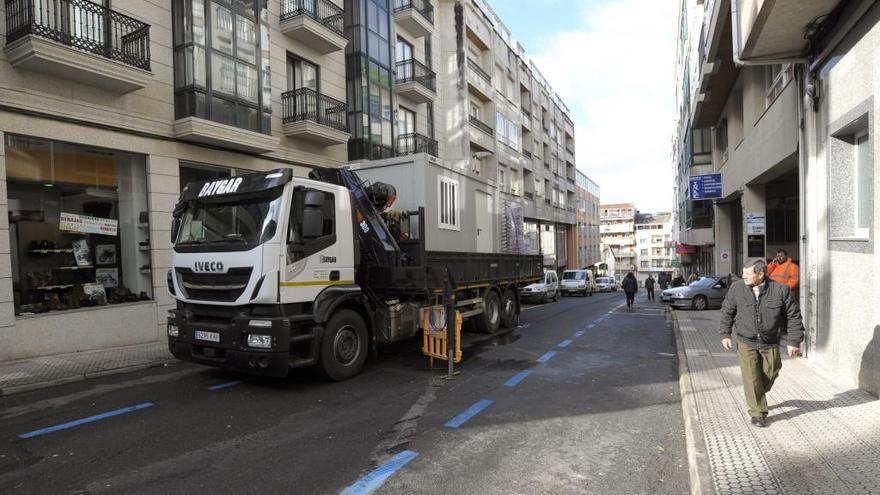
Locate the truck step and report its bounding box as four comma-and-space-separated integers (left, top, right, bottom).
459, 308, 484, 319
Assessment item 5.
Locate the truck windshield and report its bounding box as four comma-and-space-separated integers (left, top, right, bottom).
175, 189, 283, 250
563, 272, 587, 280
596, 278, 610, 284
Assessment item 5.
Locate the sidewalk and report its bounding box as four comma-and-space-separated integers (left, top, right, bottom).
674, 309, 880, 495
0, 342, 174, 396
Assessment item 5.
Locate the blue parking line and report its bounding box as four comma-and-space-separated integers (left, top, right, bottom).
587, 324, 596, 329
339, 450, 418, 495
536, 351, 557, 363
19, 402, 154, 439
208, 380, 243, 391
504, 370, 533, 388
558, 339, 573, 348
572, 330, 585, 338
445, 399, 493, 428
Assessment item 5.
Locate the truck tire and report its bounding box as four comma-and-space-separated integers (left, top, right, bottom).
475, 290, 501, 334
318, 309, 368, 381
500, 289, 518, 329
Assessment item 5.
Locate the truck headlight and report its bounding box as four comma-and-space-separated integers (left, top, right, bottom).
167, 324, 179, 337
247, 334, 273, 349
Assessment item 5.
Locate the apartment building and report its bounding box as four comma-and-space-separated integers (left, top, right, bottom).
0, 0, 360, 361
634, 212, 674, 284
351, 0, 578, 272
599, 203, 637, 273
674, 0, 880, 395
575, 169, 601, 269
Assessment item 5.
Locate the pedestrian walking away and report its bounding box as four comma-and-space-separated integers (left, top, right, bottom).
719, 258, 805, 427
644, 275, 656, 301
768, 249, 800, 300
622, 272, 638, 309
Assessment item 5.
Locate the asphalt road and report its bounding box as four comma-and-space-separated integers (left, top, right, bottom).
0, 292, 687, 495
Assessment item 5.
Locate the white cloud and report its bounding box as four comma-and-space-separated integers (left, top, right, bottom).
530, 0, 677, 213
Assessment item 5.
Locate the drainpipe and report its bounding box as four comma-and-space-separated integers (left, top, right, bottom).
795, 66, 810, 356
729, 0, 808, 66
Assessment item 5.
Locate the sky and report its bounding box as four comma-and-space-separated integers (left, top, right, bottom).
490, 0, 678, 213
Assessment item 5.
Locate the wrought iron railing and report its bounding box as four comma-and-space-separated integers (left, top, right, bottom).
282, 87, 348, 131
281, 0, 344, 36
468, 115, 493, 136
524, 191, 534, 200
522, 107, 531, 119
393, 0, 433, 24
395, 58, 435, 91
467, 58, 491, 83
523, 149, 532, 159
397, 133, 438, 157
5, 0, 151, 70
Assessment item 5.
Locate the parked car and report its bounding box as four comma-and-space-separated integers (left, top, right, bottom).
595, 276, 617, 292
660, 276, 729, 310
561, 269, 593, 297
521, 271, 560, 303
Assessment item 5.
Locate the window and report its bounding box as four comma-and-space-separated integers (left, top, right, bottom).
690, 128, 712, 166
507, 121, 519, 150
716, 119, 728, 155
855, 133, 871, 237
5, 135, 152, 316
398, 107, 415, 136
287, 188, 336, 263
396, 37, 413, 76
496, 112, 506, 144
427, 103, 435, 139
498, 169, 506, 191
173, 0, 271, 134
641, 261, 649, 269
470, 102, 481, 120
640, 249, 648, 256
438, 177, 460, 230
288, 57, 318, 91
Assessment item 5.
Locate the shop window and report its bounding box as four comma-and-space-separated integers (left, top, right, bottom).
5, 135, 152, 316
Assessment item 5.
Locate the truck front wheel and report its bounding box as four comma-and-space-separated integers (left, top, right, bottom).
319, 309, 368, 381
475, 290, 501, 334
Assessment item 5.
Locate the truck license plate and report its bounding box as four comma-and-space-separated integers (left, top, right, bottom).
195, 330, 220, 343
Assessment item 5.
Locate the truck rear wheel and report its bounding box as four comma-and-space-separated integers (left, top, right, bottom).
318, 309, 368, 381
475, 290, 501, 334
500, 289, 518, 329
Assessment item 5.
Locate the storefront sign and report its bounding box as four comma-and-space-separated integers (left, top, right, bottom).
688, 174, 722, 200
675, 243, 697, 254
746, 212, 766, 235
60, 212, 118, 236
720, 250, 731, 262
748, 235, 765, 258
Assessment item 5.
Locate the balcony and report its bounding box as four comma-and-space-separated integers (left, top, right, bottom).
466, 58, 493, 101
394, 0, 433, 38
282, 88, 349, 146
395, 59, 435, 103
468, 116, 494, 152
4, 0, 152, 93
397, 133, 438, 157
739, 0, 840, 59
280, 0, 346, 54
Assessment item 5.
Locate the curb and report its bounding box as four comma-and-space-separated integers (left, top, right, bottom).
669, 309, 715, 495
0, 359, 176, 397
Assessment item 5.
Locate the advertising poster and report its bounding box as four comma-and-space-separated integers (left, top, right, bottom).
60, 212, 118, 236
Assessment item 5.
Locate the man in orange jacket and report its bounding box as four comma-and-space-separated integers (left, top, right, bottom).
768, 249, 799, 297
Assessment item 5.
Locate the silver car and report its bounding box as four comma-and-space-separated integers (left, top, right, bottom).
660, 276, 729, 310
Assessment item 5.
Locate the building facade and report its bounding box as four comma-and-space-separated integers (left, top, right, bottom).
635, 212, 674, 284
575, 169, 601, 269
599, 203, 637, 274
353, 0, 579, 272
674, 0, 880, 396
0, 0, 360, 361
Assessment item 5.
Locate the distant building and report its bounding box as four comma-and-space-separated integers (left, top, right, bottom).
600, 203, 637, 273
635, 212, 674, 284
575, 170, 601, 269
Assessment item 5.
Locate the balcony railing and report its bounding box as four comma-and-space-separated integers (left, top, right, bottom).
5, 0, 151, 70
281, 0, 344, 36
469, 115, 493, 136
522, 107, 531, 119
395, 58, 435, 91
282, 87, 347, 131
397, 133, 438, 157
394, 0, 433, 24
523, 149, 532, 159
467, 58, 491, 84
524, 191, 534, 200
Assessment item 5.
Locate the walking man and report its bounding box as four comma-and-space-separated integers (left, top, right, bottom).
622, 272, 638, 309
719, 259, 804, 427
645, 275, 656, 301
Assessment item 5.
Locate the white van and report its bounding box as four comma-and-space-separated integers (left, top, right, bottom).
561, 270, 593, 297
521, 271, 561, 303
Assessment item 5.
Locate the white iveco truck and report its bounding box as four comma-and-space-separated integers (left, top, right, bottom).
166, 168, 542, 380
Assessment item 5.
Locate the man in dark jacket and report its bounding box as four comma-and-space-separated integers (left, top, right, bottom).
719, 258, 804, 427
644, 275, 656, 301
621, 272, 638, 309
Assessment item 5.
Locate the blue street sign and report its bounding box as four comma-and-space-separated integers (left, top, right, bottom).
689, 174, 722, 200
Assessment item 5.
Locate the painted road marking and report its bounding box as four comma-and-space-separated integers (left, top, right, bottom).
587, 324, 596, 329
658, 352, 675, 357
558, 339, 573, 348
572, 330, 585, 338
445, 399, 493, 428
504, 370, 533, 388
339, 450, 418, 495
18, 402, 154, 439
536, 351, 557, 364
208, 380, 243, 391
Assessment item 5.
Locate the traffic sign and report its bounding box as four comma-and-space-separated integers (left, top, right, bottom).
688, 174, 722, 200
